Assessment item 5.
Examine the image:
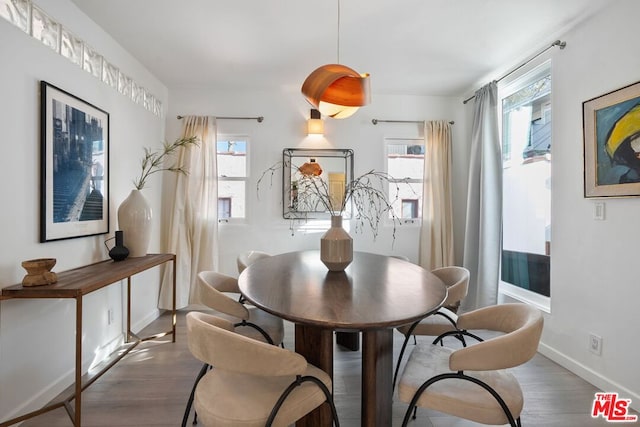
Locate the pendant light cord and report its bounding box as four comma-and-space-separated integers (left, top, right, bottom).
336, 0, 341, 64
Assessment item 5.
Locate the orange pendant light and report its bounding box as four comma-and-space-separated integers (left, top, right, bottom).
302, 64, 370, 119
300, 0, 370, 119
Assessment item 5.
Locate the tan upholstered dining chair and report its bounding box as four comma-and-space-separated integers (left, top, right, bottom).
182, 271, 285, 426
397, 303, 543, 426
185, 312, 340, 427
237, 250, 271, 274
236, 251, 271, 304
393, 265, 470, 389
195, 271, 284, 344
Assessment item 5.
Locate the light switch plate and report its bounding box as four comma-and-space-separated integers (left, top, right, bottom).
594, 202, 605, 220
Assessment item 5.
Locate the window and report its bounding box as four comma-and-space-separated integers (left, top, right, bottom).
401, 199, 419, 219
218, 197, 231, 219
386, 138, 424, 223
216, 136, 248, 222
499, 62, 551, 307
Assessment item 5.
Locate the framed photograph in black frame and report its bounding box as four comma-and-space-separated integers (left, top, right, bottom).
40, 81, 109, 242
583, 80, 640, 197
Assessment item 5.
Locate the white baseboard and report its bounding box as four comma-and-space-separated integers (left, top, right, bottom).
130, 308, 160, 335
538, 342, 640, 412
4, 366, 74, 423
4, 332, 123, 423
3, 309, 161, 424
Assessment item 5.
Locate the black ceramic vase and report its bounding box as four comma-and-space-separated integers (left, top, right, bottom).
107, 230, 130, 261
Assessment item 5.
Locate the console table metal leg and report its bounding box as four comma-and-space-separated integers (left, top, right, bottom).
127, 277, 132, 343
74, 296, 82, 426
172, 257, 176, 342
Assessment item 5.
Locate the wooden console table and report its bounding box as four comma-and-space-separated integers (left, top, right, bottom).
0, 253, 176, 427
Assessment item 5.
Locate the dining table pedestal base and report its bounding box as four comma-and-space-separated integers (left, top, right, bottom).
295, 324, 334, 426
294, 325, 393, 427
336, 331, 360, 351
362, 329, 393, 426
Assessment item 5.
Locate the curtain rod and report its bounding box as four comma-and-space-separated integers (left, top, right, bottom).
176, 115, 264, 122
372, 119, 454, 125
462, 39, 566, 105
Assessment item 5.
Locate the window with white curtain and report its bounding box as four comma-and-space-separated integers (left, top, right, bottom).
216, 136, 248, 222
385, 137, 424, 224
499, 61, 552, 309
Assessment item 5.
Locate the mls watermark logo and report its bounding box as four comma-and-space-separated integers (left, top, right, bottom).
591, 392, 638, 422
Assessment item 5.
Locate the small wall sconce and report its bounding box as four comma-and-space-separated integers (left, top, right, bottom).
307, 109, 324, 136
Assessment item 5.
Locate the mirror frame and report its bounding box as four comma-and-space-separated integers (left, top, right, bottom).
282, 148, 354, 219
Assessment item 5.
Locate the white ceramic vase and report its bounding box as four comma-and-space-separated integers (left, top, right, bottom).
320, 215, 353, 271
117, 189, 152, 257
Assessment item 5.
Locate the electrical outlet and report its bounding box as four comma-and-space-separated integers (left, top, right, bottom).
589, 333, 602, 355
107, 308, 114, 325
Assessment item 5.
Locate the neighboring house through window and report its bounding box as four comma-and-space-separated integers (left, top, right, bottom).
401, 199, 419, 219
217, 197, 231, 219
216, 136, 248, 222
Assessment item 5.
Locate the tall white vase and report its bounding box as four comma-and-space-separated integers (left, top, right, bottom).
117, 189, 152, 257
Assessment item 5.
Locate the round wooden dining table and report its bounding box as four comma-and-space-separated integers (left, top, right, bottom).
238, 250, 447, 427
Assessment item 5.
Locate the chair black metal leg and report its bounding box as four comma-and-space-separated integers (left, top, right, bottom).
182, 363, 210, 427
235, 320, 275, 345
401, 372, 519, 427
266, 375, 340, 426
393, 333, 411, 391
433, 329, 484, 347
393, 321, 421, 391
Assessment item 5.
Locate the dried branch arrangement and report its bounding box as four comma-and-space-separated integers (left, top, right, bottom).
257, 161, 413, 241
133, 136, 199, 190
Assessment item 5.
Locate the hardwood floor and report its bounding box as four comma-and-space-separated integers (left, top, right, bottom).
17, 310, 636, 427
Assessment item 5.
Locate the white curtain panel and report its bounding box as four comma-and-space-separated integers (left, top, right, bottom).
419, 120, 454, 270
462, 82, 502, 310
159, 116, 219, 309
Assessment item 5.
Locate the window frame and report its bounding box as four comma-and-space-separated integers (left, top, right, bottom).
401, 199, 419, 219
385, 137, 424, 226
216, 134, 249, 224
217, 197, 232, 219
497, 59, 552, 313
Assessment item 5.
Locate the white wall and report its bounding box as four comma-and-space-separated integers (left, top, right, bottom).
165, 88, 467, 276
477, 0, 640, 409
0, 0, 167, 420
543, 0, 640, 405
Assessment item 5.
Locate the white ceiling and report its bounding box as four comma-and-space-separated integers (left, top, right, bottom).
70, 0, 610, 97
